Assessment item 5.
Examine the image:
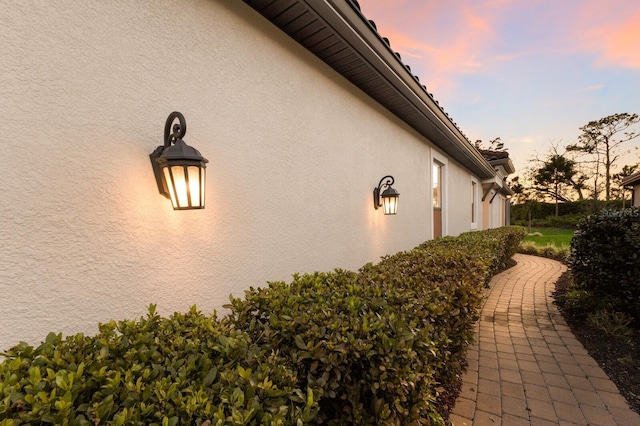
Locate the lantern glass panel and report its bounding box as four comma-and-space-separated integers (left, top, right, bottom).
169, 165, 188, 208
187, 166, 201, 207
200, 168, 206, 207
162, 167, 178, 208
383, 195, 398, 215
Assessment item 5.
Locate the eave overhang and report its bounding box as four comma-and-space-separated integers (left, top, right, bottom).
243, 0, 496, 179
481, 177, 513, 199
487, 157, 515, 175
622, 172, 640, 187
500, 185, 515, 196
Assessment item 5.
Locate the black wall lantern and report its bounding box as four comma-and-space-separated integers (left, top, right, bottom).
373, 175, 400, 215
150, 112, 208, 210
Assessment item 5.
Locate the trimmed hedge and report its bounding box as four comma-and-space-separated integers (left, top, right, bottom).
229, 226, 525, 424
1, 227, 524, 425
510, 200, 629, 226
569, 208, 640, 322
0, 306, 315, 425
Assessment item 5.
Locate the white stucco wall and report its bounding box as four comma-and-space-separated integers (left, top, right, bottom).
492, 195, 506, 227
481, 187, 503, 229
0, 0, 483, 350
445, 161, 476, 236
633, 186, 640, 207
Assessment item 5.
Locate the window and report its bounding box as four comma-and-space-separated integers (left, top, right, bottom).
471, 181, 477, 223
433, 163, 442, 209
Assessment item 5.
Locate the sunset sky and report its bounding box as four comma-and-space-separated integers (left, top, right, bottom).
358, 0, 640, 174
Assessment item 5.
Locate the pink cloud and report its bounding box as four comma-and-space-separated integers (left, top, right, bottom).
360, 0, 640, 98
359, 1, 507, 94
573, 1, 640, 68
593, 11, 640, 68
573, 84, 605, 93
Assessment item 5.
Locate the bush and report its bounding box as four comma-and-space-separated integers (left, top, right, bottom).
511, 200, 629, 226
569, 208, 640, 322
229, 226, 525, 425
518, 241, 570, 264
419, 227, 525, 284
587, 309, 633, 338
0, 306, 316, 425
2, 227, 525, 425
230, 269, 448, 424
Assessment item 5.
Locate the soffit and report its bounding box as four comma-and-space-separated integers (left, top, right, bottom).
489, 158, 516, 175
243, 0, 496, 178
622, 172, 640, 187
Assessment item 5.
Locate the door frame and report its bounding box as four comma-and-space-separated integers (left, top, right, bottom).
431, 151, 448, 238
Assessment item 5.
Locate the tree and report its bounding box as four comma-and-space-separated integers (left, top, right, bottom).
612, 164, 639, 203
474, 137, 505, 151
532, 154, 581, 215
509, 175, 529, 204
509, 175, 536, 230
566, 113, 640, 201
529, 142, 586, 204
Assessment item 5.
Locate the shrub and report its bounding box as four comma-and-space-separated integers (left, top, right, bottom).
0, 306, 316, 425
1, 227, 524, 425
419, 226, 525, 284
513, 215, 583, 228
587, 309, 633, 338
510, 200, 629, 226
229, 226, 525, 424
518, 241, 570, 264
229, 269, 447, 425
569, 208, 640, 322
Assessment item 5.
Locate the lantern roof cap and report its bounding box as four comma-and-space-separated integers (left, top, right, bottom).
159, 139, 208, 163
381, 186, 399, 197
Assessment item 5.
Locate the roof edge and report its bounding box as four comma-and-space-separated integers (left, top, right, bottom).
622, 172, 640, 187
243, 0, 498, 179
487, 157, 515, 174
326, 0, 495, 178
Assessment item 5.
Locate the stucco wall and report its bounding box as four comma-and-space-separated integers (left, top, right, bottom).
0, 0, 482, 350
445, 161, 476, 236
493, 195, 506, 227
481, 189, 500, 229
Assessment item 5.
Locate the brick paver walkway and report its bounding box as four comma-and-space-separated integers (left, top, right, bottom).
450, 254, 640, 426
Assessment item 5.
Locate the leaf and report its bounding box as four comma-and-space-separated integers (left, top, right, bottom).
203, 368, 217, 386
237, 365, 251, 380
45, 332, 60, 344
294, 335, 306, 350
306, 387, 314, 407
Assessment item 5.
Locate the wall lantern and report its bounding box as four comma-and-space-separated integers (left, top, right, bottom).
150, 112, 208, 210
373, 175, 400, 215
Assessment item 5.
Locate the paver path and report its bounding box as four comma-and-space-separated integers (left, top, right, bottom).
450, 254, 640, 426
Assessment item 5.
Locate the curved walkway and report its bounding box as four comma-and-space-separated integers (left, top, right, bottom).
450, 254, 640, 426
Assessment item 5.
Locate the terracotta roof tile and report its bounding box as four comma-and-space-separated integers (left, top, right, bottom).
479, 149, 510, 160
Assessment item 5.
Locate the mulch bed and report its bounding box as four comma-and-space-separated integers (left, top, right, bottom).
553, 271, 640, 414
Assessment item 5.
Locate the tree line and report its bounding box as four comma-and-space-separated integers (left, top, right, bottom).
509, 112, 639, 215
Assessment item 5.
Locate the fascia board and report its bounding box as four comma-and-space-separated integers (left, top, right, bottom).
305, 0, 496, 179
622, 172, 640, 187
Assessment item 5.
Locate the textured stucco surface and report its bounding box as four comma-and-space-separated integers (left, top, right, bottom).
0, 0, 483, 350
446, 161, 476, 236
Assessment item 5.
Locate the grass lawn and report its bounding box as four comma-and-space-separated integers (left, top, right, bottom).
522, 227, 575, 247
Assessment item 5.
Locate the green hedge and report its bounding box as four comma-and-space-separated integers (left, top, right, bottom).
229, 226, 525, 424
1, 227, 524, 425
0, 306, 315, 425
569, 208, 640, 322
511, 200, 629, 225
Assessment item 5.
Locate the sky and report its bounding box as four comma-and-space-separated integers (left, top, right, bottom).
358, 0, 640, 175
